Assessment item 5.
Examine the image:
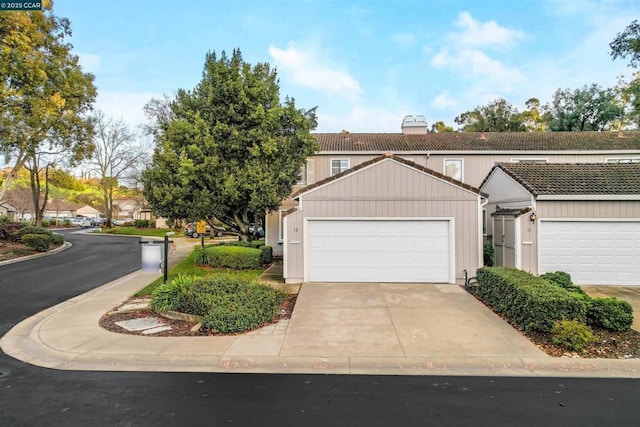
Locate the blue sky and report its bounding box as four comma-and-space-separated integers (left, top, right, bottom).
55, 0, 639, 134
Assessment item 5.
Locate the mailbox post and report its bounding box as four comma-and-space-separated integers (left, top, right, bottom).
164, 231, 175, 284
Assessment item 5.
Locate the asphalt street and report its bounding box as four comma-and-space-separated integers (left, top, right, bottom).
1, 231, 639, 426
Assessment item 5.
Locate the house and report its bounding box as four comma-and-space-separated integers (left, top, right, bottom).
480, 162, 640, 286
75, 205, 101, 218
282, 154, 486, 284
265, 116, 640, 284
0, 202, 17, 221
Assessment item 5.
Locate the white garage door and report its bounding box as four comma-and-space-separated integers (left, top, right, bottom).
307, 220, 451, 283
540, 221, 640, 285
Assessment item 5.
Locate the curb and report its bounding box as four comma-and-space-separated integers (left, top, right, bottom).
0, 241, 72, 267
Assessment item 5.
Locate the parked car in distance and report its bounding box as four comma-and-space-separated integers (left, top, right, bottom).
249, 224, 265, 238
79, 218, 93, 228
184, 222, 225, 238
112, 218, 134, 226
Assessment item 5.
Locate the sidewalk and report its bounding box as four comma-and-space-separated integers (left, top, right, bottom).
2, 240, 640, 377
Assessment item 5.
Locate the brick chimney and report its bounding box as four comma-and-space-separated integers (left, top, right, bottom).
401, 115, 428, 135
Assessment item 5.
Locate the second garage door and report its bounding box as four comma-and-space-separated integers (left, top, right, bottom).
539, 220, 640, 285
307, 220, 451, 283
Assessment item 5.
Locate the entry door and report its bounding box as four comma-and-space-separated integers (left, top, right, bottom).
494, 216, 517, 267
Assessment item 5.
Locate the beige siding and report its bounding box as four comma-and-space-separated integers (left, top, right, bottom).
426, 153, 615, 188
537, 200, 640, 218
288, 159, 481, 282
482, 168, 534, 238
283, 210, 304, 283
265, 198, 298, 256
523, 200, 640, 275
311, 153, 615, 188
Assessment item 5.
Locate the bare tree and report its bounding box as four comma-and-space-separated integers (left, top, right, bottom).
4, 185, 32, 220
87, 111, 149, 227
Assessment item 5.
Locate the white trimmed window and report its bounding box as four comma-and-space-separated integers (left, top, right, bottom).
482, 209, 487, 235
279, 210, 286, 241
444, 159, 463, 181
331, 159, 350, 176
297, 159, 315, 184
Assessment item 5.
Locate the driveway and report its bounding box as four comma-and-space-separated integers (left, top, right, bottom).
582, 286, 640, 331
280, 283, 545, 358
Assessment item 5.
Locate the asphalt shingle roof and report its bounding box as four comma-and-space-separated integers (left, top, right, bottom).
315, 131, 640, 152
492, 163, 640, 196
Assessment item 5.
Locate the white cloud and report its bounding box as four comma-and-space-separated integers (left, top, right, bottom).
453, 11, 524, 48
268, 43, 362, 100
77, 52, 101, 74
431, 48, 525, 88
392, 33, 416, 46
431, 91, 458, 109
430, 12, 526, 93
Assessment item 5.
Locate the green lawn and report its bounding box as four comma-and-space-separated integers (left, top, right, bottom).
100, 227, 178, 237
135, 247, 264, 296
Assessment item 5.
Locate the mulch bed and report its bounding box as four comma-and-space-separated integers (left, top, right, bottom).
469, 290, 640, 359
0, 241, 37, 261
99, 294, 298, 337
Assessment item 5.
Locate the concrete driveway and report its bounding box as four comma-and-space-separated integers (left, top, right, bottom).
280, 283, 545, 358
582, 286, 640, 331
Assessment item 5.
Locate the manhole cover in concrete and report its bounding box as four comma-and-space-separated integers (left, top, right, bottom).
115, 317, 165, 331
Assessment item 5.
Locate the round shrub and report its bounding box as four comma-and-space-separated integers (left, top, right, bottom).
200, 284, 286, 333
51, 233, 64, 246
552, 320, 594, 352
21, 233, 51, 252
587, 297, 634, 332
16, 225, 51, 240
153, 274, 287, 334
151, 275, 195, 312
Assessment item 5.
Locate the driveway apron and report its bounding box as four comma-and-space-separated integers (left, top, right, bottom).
281, 283, 545, 358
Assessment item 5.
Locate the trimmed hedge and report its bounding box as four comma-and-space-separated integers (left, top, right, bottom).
198, 245, 262, 269
475, 267, 588, 332
540, 271, 587, 296
150, 274, 287, 333
587, 297, 634, 332
22, 233, 51, 252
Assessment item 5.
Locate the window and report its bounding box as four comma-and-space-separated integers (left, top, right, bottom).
482, 209, 487, 235
297, 160, 314, 184
279, 210, 286, 241
331, 159, 350, 176
606, 158, 640, 163
444, 159, 463, 181
511, 158, 548, 164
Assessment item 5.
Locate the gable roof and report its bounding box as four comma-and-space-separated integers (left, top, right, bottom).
291, 153, 486, 199
315, 131, 640, 152
486, 162, 640, 196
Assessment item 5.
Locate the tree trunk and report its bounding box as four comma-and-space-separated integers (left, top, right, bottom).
0, 151, 28, 204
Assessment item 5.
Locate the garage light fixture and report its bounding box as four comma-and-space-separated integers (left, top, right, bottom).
529, 212, 537, 223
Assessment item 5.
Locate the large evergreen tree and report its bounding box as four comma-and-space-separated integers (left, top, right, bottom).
142, 49, 318, 240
